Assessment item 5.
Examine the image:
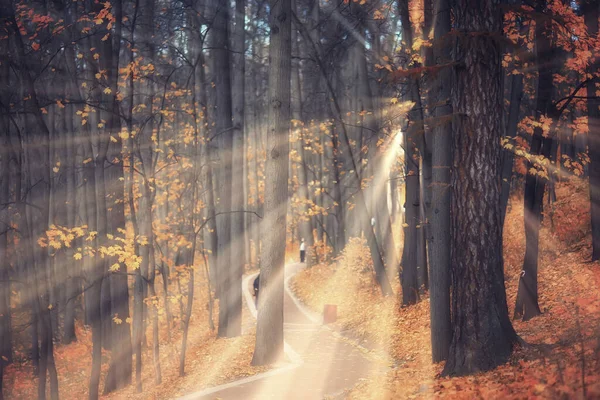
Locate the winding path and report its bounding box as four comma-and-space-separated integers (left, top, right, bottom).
178, 263, 388, 400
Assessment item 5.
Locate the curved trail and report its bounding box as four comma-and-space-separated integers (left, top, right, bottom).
178, 263, 388, 400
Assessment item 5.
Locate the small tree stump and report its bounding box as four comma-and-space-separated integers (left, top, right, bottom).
323, 304, 337, 324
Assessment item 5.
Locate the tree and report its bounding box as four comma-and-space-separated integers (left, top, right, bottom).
443, 0, 519, 376
398, 0, 422, 306
585, 0, 600, 261
211, 0, 238, 338
252, 0, 291, 366
513, 3, 555, 321
428, 0, 452, 363
294, 13, 394, 296
230, 0, 246, 338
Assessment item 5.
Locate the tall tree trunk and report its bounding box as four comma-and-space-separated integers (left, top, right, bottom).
499, 73, 524, 226
103, 1, 132, 392
6, 7, 59, 396
419, 0, 433, 293
252, 0, 291, 365
443, 0, 518, 376
0, 119, 10, 397
585, 1, 600, 260
62, 76, 78, 345
229, 0, 246, 338
0, 36, 11, 377
398, 0, 421, 305
211, 0, 236, 338
514, 5, 557, 321
428, 0, 452, 363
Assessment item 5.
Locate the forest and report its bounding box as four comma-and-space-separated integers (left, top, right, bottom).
0, 0, 599, 398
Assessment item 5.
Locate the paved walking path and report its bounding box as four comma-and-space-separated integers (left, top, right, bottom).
179, 263, 389, 400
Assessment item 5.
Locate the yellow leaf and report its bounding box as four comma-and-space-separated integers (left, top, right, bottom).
101, 33, 110, 41
125, 317, 132, 324
56, 100, 65, 108
93, 53, 100, 60
95, 72, 102, 79
77, 53, 83, 59
103, 87, 112, 95
48, 304, 53, 310
73, 253, 82, 260
83, 158, 92, 164
110, 136, 117, 143
112, 316, 123, 324
95, 18, 103, 25
390, 98, 398, 104
109, 263, 120, 272
53, 166, 59, 173
97, 122, 105, 128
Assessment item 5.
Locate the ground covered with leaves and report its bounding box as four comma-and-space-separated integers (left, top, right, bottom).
292, 179, 600, 399
3, 265, 271, 399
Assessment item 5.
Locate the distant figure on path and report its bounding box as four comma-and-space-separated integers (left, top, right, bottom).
253, 274, 260, 305
300, 238, 306, 263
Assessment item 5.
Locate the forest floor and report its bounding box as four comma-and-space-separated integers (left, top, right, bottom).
5, 177, 600, 400
3, 262, 273, 399
290, 178, 600, 399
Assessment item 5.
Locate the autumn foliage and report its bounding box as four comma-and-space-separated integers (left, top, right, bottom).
292, 179, 600, 399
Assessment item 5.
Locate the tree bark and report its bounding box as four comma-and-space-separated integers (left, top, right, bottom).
443, 0, 518, 376
428, 0, 452, 363
514, 5, 557, 321
398, 0, 421, 305
229, 0, 246, 338
585, 1, 600, 260
252, 0, 291, 365
210, 0, 237, 338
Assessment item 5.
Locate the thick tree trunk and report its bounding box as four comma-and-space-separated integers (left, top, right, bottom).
443, 0, 518, 376
428, 0, 452, 363
252, 0, 291, 365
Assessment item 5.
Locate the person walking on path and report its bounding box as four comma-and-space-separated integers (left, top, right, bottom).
300, 239, 306, 263
253, 274, 260, 305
